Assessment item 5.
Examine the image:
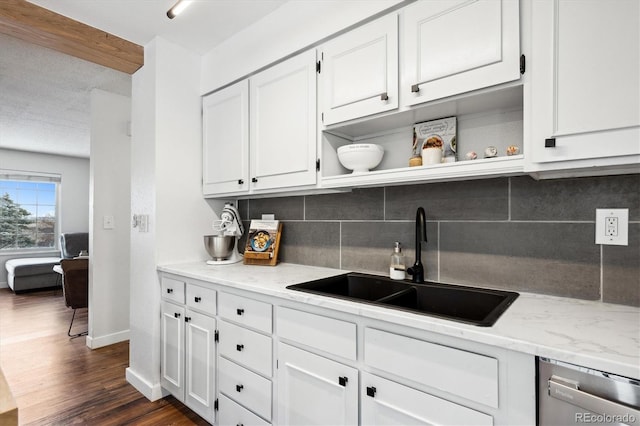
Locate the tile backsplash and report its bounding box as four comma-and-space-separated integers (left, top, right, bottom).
239, 174, 640, 307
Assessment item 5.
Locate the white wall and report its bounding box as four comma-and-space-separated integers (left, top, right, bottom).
87, 89, 131, 349
0, 149, 89, 286
126, 37, 221, 401
126, 1, 407, 401
200, 0, 405, 93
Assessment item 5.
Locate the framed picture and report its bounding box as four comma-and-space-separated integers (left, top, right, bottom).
243, 220, 282, 266
414, 116, 457, 163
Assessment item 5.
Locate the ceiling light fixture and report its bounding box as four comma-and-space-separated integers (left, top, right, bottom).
167, 0, 193, 19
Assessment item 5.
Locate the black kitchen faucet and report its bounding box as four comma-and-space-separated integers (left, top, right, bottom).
407, 207, 427, 283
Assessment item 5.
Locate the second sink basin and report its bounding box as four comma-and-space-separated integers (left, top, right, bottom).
286, 272, 519, 327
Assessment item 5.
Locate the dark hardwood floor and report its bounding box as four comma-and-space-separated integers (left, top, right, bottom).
0, 288, 209, 425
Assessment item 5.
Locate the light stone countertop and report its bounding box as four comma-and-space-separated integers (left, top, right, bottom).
158, 261, 640, 380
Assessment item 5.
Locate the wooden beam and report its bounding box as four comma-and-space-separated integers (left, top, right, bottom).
0, 0, 143, 74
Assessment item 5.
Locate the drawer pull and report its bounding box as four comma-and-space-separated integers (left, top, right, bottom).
366, 386, 376, 397
236, 308, 245, 316
194, 296, 201, 303
545, 137, 556, 148
237, 424, 244, 426
411, 84, 420, 93
338, 376, 348, 387
236, 384, 244, 392
380, 92, 388, 101
238, 179, 244, 185
236, 344, 244, 352
173, 313, 181, 319
166, 288, 173, 294
185, 317, 191, 323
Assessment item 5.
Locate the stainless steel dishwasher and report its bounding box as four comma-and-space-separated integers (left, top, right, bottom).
538, 357, 640, 425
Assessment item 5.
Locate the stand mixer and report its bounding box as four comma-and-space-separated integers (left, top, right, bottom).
204, 202, 244, 265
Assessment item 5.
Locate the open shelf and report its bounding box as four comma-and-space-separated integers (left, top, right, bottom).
320, 83, 525, 189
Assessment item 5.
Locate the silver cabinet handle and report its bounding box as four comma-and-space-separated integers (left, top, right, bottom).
380, 92, 388, 101
549, 376, 640, 421
411, 84, 420, 93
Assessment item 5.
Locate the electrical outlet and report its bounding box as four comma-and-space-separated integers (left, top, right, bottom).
595, 209, 628, 246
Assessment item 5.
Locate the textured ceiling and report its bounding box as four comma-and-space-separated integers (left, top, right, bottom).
2, 0, 288, 159
26, 0, 287, 54
0, 33, 132, 158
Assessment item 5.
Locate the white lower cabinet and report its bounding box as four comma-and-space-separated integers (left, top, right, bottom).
160, 303, 217, 422
160, 279, 217, 423
160, 272, 535, 425
218, 394, 271, 426
161, 301, 184, 399
218, 292, 274, 425
361, 373, 492, 426
277, 342, 358, 426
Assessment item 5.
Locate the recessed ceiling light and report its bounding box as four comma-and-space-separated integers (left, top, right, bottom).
167, 0, 193, 19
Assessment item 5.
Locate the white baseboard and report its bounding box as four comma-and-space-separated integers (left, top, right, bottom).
86, 329, 130, 349
0, 281, 8, 289
126, 367, 168, 401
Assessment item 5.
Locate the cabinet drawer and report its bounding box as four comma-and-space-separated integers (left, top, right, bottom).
364, 328, 498, 408
218, 394, 271, 426
219, 292, 272, 334
219, 357, 272, 421
161, 276, 185, 304
361, 372, 493, 426
186, 284, 216, 314
219, 320, 273, 377
277, 307, 356, 360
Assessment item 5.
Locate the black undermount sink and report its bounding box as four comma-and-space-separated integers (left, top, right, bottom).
286, 272, 519, 327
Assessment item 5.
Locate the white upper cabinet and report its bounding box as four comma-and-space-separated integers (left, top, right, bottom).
401, 0, 521, 107
202, 80, 249, 196
320, 13, 399, 126
528, 0, 640, 173
250, 49, 318, 191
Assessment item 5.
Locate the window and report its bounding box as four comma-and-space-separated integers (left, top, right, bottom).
0, 172, 60, 251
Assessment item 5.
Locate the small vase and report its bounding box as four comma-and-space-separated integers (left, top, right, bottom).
422, 147, 443, 165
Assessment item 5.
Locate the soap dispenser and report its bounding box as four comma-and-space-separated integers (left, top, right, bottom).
389, 242, 405, 280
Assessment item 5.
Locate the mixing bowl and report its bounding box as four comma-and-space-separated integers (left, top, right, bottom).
337, 143, 384, 174
204, 235, 235, 260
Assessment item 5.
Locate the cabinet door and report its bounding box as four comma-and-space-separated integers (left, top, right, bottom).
277, 343, 357, 426
250, 50, 317, 191
529, 0, 640, 168
161, 301, 185, 401
185, 310, 216, 422
320, 13, 398, 125
202, 80, 249, 196
361, 373, 493, 426
402, 0, 520, 107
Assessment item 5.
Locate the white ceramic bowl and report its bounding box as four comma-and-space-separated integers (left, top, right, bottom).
337, 144, 384, 174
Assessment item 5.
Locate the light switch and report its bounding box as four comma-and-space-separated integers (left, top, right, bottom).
103, 215, 115, 230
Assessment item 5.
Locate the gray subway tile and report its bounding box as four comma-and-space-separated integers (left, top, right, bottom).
602, 224, 640, 307
278, 221, 340, 268
511, 174, 640, 221
341, 221, 438, 280
305, 187, 384, 220
385, 178, 509, 221
439, 222, 600, 299
248, 196, 304, 220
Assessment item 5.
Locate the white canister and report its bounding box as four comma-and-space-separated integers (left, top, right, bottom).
422, 147, 443, 165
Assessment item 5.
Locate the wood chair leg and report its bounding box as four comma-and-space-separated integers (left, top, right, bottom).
68, 308, 88, 338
